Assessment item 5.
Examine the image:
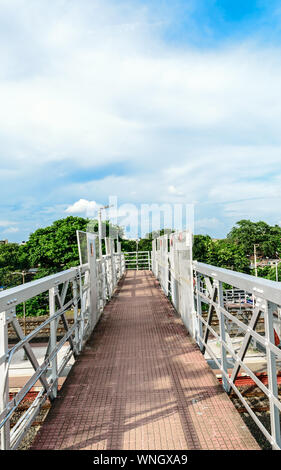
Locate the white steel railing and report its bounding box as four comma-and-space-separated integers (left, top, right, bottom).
0, 232, 125, 450
152, 230, 281, 450
124, 251, 151, 271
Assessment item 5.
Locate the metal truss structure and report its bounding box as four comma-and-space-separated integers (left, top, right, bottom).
0, 232, 125, 450
2, 227, 281, 450
152, 230, 281, 450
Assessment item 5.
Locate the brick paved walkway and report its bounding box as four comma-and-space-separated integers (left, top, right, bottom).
31, 271, 260, 450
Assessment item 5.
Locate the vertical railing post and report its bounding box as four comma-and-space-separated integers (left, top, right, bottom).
49, 287, 58, 399
105, 239, 112, 297
0, 311, 10, 450
195, 274, 204, 352
79, 269, 86, 346
217, 280, 230, 393
87, 235, 98, 331
111, 240, 117, 288
117, 242, 122, 280
264, 301, 281, 448
121, 253, 126, 275
73, 278, 81, 353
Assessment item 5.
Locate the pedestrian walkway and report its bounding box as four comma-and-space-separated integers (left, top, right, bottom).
31, 270, 260, 450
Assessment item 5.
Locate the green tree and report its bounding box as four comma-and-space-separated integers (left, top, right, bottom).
26, 216, 89, 272
206, 239, 250, 273
227, 220, 281, 258
193, 235, 212, 263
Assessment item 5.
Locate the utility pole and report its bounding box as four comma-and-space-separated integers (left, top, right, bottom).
254, 244, 258, 277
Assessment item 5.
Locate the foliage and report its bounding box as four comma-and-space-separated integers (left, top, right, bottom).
206, 239, 250, 273
193, 235, 250, 273
3, 216, 281, 316
193, 235, 212, 262
227, 219, 281, 258
26, 216, 89, 271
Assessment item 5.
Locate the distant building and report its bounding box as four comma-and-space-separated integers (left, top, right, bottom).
249, 257, 280, 269
0, 239, 8, 245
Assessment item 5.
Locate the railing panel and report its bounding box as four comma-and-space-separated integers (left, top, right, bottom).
153, 231, 281, 450
0, 237, 124, 450
193, 262, 281, 450
124, 251, 151, 271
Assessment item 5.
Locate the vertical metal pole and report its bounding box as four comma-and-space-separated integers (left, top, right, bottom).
87, 235, 98, 331
117, 241, 122, 280
111, 240, 117, 288
73, 279, 81, 353
0, 312, 10, 450
195, 274, 204, 351
49, 287, 58, 399
264, 301, 281, 448
217, 281, 230, 393
98, 209, 102, 260
22, 272, 26, 337
254, 244, 258, 277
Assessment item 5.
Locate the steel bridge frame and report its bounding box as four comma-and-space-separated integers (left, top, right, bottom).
2, 228, 281, 450
0, 232, 126, 450
152, 231, 281, 450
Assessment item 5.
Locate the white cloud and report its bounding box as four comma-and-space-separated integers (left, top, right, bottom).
1, 1, 281, 239
65, 199, 100, 216
0, 220, 18, 227
196, 218, 222, 230
2, 226, 19, 234
168, 185, 184, 196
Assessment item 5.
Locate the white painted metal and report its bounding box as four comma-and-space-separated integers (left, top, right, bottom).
153, 230, 195, 337
153, 230, 281, 450
4, 225, 281, 450
0, 232, 123, 450
124, 251, 151, 271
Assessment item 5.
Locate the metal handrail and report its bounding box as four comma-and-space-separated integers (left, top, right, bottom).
0, 250, 125, 450
152, 231, 281, 450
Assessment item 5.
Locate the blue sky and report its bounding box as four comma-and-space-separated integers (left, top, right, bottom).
1, 0, 281, 241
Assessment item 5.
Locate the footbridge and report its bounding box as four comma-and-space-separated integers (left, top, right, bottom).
1, 230, 281, 450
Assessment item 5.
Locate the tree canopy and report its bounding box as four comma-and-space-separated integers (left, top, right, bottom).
1, 216, 281, 314
227, 219, 281, 258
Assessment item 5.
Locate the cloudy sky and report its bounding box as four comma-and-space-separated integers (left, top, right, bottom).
1, 0, 281, 241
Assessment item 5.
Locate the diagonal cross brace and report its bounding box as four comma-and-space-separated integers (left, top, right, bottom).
201, 284, 218, 355
12, 318, 50, 394
55, 284, 77, 358
229, 304, 262, 387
